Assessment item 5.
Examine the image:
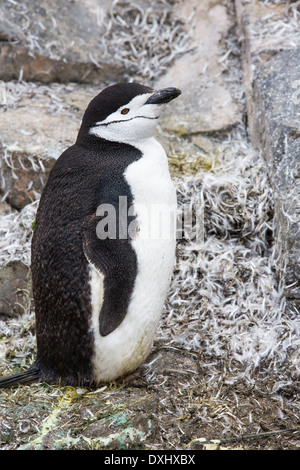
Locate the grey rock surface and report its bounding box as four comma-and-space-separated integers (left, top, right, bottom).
0, 261, 32, 316
0, 0, 122, 84
236, 0, 300, 309
157, 0, 241, 135
0, 82, 96, 209
0, 0, 189, 84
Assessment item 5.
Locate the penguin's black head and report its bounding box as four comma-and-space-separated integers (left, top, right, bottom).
77, 82, 181, 143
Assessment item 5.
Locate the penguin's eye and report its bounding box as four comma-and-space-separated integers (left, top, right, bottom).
121, 108, 130, 115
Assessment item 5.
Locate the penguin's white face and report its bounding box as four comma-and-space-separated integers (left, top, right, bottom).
86, 85, 181, 144
90, 93, 159, 143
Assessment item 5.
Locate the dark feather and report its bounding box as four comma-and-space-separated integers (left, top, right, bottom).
0, 367, 40, 388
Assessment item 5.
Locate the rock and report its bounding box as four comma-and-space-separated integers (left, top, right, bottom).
0, 200, 11, 215
0, 82, 96, 209
0, 261, 32, 316
156, 0, 241, 135
0, 0, 123, 84
0, 138, 57, 210
0, 0, 190, 85
235, 0, 300, 307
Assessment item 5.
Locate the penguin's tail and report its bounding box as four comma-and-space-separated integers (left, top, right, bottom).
0, 366, 40, 388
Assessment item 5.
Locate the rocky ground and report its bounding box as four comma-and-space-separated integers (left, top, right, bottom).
0, 0, 300, 451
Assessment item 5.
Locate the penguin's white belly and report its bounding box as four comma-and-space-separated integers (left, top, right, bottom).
90, 138, 177, 383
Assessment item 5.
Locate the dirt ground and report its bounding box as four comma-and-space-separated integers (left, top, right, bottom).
0, 344, 299, 450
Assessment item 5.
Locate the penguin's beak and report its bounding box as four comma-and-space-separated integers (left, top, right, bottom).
145, 87, 182, 105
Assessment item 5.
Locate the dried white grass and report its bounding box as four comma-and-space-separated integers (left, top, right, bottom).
3, 80, 78, 115
158, 125, 300, 390
246, 0, 300, 51
3, 0, 193, 84
0, 309, 36, 370
99, 0, 194, 81
0, 200, 37, 369
0, 200, 37, 268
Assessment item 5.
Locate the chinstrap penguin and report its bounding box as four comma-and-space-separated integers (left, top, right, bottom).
0, 82, 181, 387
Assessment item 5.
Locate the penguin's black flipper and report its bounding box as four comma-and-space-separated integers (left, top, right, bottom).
82, 213, 138, 337
0, 367, 40, 388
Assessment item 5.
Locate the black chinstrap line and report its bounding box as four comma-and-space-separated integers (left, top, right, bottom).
94, 115, 159, 127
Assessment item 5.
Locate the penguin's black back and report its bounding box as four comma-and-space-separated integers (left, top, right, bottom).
31, 137, 142, 386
